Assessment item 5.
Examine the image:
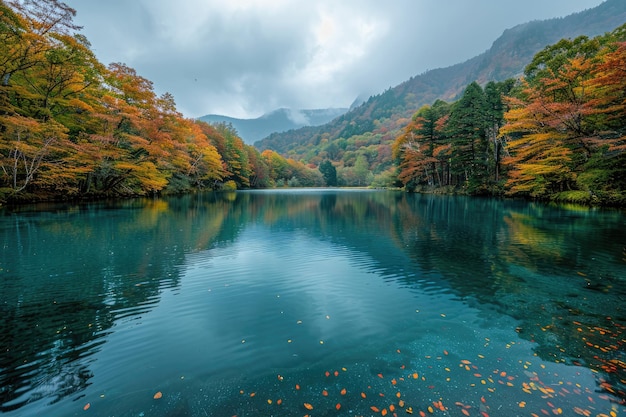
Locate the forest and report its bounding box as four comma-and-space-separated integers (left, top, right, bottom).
394, 25, 626, 205
1, 0, 625, 205
0, 0, 324, 204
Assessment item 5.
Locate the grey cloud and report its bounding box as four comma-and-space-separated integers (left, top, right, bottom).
65, 0, 603, 118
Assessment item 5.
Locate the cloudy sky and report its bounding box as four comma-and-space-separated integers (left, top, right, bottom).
63, 0, 603, 119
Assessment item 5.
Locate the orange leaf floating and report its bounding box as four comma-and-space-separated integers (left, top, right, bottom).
462, 409, 470, 416
336, 403, 341, 410
322, 390, 328, 396
340, 388, 347, 395
418, 410, 425, 417
378, 373, 384, 378
390, 404, 396, 412
303, 402, 314, 410
412, 373, 418, 379
443, 350, 449, 355
396, 392, 401, 398
361, 392, 367, 398
277, 399, 282, 405
83, 403, 90, 411
391, 378, 397, 385
334, 370, 339, 377
371, 406, 381, 412
325, 371, 330, 377
399, 399, 405, 407
249, 392, 256, 397
153, 391, 163, 400
295, 384, 300, 390
382, 408, 388, 416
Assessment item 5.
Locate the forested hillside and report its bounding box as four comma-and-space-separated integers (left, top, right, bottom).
2, 0, 625, 205
394, 25, 626, 204
0, 0, 324, 203
255, 0, 626, 194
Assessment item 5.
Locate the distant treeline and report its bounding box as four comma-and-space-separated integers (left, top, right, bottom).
394, 25, 626, 205
0, 0, 324, 203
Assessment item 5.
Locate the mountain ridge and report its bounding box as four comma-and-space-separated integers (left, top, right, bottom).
255, 0, 626, 155
198, 107, 348, 144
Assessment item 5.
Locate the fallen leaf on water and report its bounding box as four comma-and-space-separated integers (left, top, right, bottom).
249, 392, 256, 397
371, 406, 381, 412
399, 399, 405, 407
322, 390, 328, 396
303, 402, 314, 410
325, 371, 330, 377
382, 408, 388, 416
396, 392, 401, 398
390, 404, 396, 412
361, 392, 367, 398
153, 391, 163, 400
295, 384, 300, 390
391, 378, 397, 385
83, 403, 90, 411
335, 403, 341, 410
406, 406, 413, 414
462, 409, 470, 416
334, 370, 339, 376
412, 372, 418, 379
277, 399, 282, 405
340, 388, 347, 395
378, 373, 384, 378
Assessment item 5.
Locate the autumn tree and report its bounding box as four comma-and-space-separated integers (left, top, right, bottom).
392, 100, 450, 189
212, 122, 251, 188
502, 25, 626, 201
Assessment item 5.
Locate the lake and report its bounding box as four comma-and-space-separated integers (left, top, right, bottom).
1, 189, 625, 417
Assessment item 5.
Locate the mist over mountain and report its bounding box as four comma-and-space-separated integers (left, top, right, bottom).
255, 0, 626, 155
197, 107, 348, 144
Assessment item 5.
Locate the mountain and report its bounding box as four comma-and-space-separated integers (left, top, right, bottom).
255, 0, 626, 155
197, 107, 348, 144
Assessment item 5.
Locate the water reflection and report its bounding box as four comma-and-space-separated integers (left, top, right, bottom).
0, 190, 624, 414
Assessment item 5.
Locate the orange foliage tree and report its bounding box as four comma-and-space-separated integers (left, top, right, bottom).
502, 26, 626, 200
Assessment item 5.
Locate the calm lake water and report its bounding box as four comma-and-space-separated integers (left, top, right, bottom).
1, 189, 625, 417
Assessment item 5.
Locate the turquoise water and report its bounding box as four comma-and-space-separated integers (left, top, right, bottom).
1, 190, 624, 416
